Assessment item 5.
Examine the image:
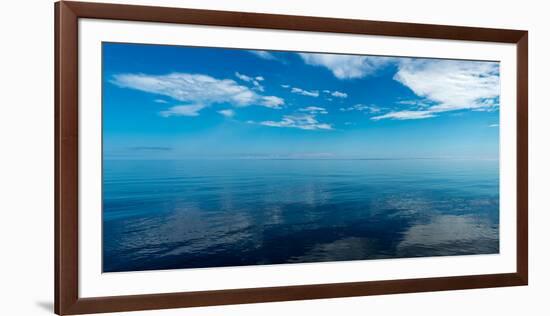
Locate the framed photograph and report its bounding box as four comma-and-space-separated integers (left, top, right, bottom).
55, 1, 528, 314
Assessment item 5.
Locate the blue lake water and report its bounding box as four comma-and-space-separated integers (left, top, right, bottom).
102, 159, 499, 272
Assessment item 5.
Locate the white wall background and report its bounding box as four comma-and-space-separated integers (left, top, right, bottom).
1, 0, 547, 315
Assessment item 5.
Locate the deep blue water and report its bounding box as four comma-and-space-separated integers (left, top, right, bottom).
102, 159, 499, 272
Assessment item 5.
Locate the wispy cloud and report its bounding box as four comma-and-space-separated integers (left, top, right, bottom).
299, 106, 328, 114
235, 72, 265, 92
257, 114, 332, 130
395, 99, 433, 109
111, 72, 285, 116
112, 73, 255, 105
159, 104, 206, 117
340, 104, 381, 113
154, 99, 168, 104
249, 50, 277, 60
322, 89, 348, 98
372, 59, 500, 120
331, 91, 348, 98
261, 96, 285, 109
371, 110, 435, 120
218, 109, 235, 118
393, 59, 500, 112
299, 53, 393, 79
471, 99, 500, 112
234, 72, 253, 82
252, 82, 264, 92
489, 123, 499, 127
284, 85, 344, 100
291, 87, 319, 97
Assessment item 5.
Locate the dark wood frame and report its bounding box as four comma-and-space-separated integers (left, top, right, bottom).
55, 1, 528, 314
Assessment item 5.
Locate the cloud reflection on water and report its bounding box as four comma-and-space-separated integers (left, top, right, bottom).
103, 159, 499, 272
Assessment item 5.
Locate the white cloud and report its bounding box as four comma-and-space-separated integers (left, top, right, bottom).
217, 109, 235, 118
113, 73, 255, 105
371, 110, 436, 120
159, 104, 206, 117
249, 50, 276, 60
370, 59, 500, 121
235, 72, 253, 82
299, 106, 328, 114
331, 91, 348, 98
287, 85, 342, 98
471, 99, 499, 112
320, 89, 347, 99
154, 99, 168, 103
394, 59, 500, 112
261, 96, 285, 109
252, 80, 264, 92
235, 72, 264, 92
396, 100, 430, 106
291, 87, 319, 97
340, 104, 381, 113
258, 114, 333, 130
111, 72, 284, 115
299, 53, 392, 79
489, 123, 499, 127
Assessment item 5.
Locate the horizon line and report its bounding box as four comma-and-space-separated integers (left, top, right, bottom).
102, 156, 499, 161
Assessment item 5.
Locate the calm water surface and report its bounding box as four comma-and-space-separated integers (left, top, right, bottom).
103, 159, 499, 272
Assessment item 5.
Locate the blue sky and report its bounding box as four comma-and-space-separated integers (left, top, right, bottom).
103, 42, 500, 160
